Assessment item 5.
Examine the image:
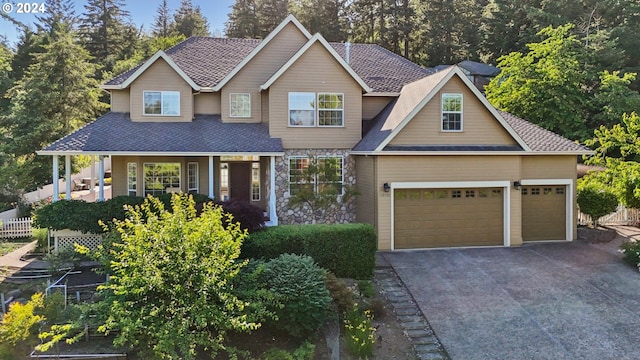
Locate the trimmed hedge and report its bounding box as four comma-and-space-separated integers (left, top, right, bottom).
34, 194, 264, 234
242, 224, 377, 279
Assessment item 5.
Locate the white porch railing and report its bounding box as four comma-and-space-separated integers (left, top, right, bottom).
578, 205, 640, 226
0, 217, 33, 239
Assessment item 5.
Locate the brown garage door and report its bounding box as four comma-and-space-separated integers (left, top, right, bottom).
394, 188, 504, 249
522, 186, 566, 241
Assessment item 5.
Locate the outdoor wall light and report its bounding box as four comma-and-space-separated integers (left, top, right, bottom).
383, 182, 391, 192
513, 181, 522, 190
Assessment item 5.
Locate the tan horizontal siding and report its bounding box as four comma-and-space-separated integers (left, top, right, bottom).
521, 156, 577, 179
374, 155, 522, 250
110, 89, 130, 112
221, 22, 308, 123
261, 91, 269, 124
194, 92, 221, 115
390, 76, 516, 146
269, 42, 363, 149
129, 58, 193, 122
363, 96, 393, 120
355, 156, 376, 226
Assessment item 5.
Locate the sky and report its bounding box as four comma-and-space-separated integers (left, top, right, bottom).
0, 0, 237, 47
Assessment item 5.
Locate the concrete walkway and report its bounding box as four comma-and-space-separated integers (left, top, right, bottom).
0, 240, 48, 270
381, 228, 640, 360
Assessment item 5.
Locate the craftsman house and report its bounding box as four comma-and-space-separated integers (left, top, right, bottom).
39, 15, 590, 250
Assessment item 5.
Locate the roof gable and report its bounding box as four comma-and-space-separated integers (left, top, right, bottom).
374, 66, 530, 152
101, 51, 200, 91
261, 34, 373, 93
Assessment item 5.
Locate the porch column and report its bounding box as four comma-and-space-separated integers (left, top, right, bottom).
52, 156, 59, 203
98, 156, 105, 201
269, 156, 278, 225
65, 155, 71, 200
208, 156, 214, 199
89, 155, 96, 193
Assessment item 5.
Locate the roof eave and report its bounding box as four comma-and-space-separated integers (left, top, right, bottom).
38, 150, 286, 156
350, 150, 592, 156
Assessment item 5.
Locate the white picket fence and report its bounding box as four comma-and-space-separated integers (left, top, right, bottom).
0, 217, 33, 239
578, 205, 640, 226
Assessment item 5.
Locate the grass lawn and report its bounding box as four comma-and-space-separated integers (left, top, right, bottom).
0, 239, 31, 256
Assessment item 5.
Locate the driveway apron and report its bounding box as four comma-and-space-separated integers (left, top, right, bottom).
382, 241, 640, 360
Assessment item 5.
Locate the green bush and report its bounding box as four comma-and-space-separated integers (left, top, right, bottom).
621, 240, 640, 269
261, 254, 331, 338
243, 224, 377, 279
577, 183, 618, 228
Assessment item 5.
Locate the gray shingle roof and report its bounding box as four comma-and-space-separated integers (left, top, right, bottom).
42, 113, 283, 154
105, 37, 433, 93
458, 60, 500, 77
498, 110, 590, 153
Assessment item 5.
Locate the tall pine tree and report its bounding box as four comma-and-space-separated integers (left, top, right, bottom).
172, 0, 210, 37
225, 0, 260, 38
152, 0, 174, 37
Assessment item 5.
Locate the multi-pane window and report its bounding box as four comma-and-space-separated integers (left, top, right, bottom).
289, 92, 316, 126
143, 91, 180, 116
187, 162, 198, 194
220, 163, 229, 201
289, 156, 343, 195
318, 93, 344, 126
230, 93, 251, 117
442, 94, 462, 131
127, 163, 137, 196
289, 92, 344, 127
252, 162, 260, 201
143, 163, 180, 196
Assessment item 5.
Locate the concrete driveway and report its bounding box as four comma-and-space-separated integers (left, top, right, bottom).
381, 237, 640, 360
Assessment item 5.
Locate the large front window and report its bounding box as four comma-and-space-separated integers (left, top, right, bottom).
288, 156, 343, 196
289, 92, 344, 127
442, 93, 462, 131
144, 163, 181, 196
143, 91, 180, 116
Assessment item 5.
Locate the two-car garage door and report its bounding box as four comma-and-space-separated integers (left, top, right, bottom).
394, 187, 504, 249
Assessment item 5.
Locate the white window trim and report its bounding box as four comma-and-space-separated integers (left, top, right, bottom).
441, 93, 463, 132
289, 92, 316, 127
127, 162, 137, 197
143, 90, 181, 116
187, 162, 199, 194
142, 162, 181, 196
229, 93, 251, 118
287, 155, 344, 195
317, 93, 345, 128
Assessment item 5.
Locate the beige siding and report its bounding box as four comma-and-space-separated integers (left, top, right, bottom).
261, 91, 269, 123
111, 156, 212, 197
221, 23, 308, 123
110, 89, 130, 112
390, 77, 517, 146
355, 156, 376, 226
362, 96, 393, 120
374, 155, 522, 250
194, 92, 221, 115
269, 42, 363, 149
129, 58, 193, 122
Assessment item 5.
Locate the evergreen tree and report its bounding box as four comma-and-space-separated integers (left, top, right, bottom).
79, 0, 137, 76
172, 0, 210, 37
1, 24, 107, 191
225, 0, 260, 38
36, 0, 77, 35
152, 0, 174, 38
290, 0, 347, 42
255, 0, 289, 38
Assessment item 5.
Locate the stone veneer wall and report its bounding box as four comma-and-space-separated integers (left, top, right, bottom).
275, 149, 356, 224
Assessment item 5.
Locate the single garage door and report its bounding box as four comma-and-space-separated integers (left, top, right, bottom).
394, 188, 504, 249
522, 186, 566, 241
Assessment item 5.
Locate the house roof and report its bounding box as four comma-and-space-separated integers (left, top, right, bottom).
38, 113, 283, 155
354, 67, 591, 155
458, 60, 500, 77
103, 38, 432, 93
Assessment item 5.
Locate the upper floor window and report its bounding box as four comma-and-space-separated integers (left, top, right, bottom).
289, 92, 344, 127
441, 93, 462, 131
144, 91, 180, 116
230, 93, 251, 117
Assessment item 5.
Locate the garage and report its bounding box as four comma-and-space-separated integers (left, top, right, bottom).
393, 187, 504, 249
522, 185, 567, 241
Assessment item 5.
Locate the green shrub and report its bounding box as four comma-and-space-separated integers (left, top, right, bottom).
577, 183, 618, 228
357, 280, 375, 298
621, 240, 640, 269
243, 224, 377, 279
32, 227, 49, 252
325, 273, 354, 315
261, 254, 331, 338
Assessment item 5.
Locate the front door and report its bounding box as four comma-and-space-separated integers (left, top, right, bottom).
229, 163, 251, 203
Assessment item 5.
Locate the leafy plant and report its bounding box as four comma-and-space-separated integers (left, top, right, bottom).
344, 304, 376, 358
357, 280, 375, 298
261, 254, 331, 338
621, 240, 640, 270
0, 293, 44, 345
213, 199, 265, 233
325, 273, 354, 315
577, 181, 618, 228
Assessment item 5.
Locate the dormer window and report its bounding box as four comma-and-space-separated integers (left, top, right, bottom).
441, 93, 462, 131
143, 91, 180, 116
230, 93, 251, 117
